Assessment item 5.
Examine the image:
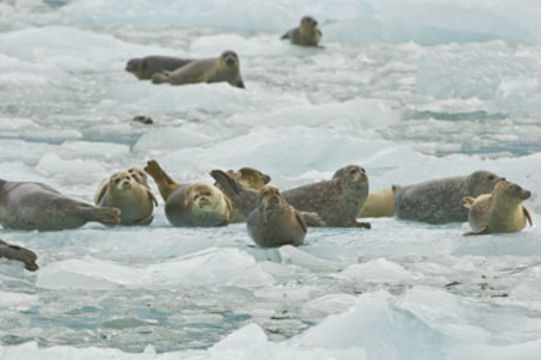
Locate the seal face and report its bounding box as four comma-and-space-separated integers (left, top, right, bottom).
0, 239, 38, 271
393, 170, 504, 224
151, 50, 245, 89
0, 179, 120, 231
463, 180, 533, 235
125, 56, 193, 80
165, 183, 231, 227
281, 15, 322, 46
95, 171, 157, 226
247, 186, 307, 248
210, 165, 368, 228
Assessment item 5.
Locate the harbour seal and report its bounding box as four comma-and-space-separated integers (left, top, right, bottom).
151, 50, 245, 89
463, 180, 533, 235
393, 170, 505, 224
144, 160, 271, 222
247, 186, 307, 248
211, 165, 369, 228
125, 56, 193, 80
95, 171, 157, 226
281, 16, 322, 47
0, 179, 120, 231
0, 239, 38, 271
359, 187, 395, 218
165, 182, 231, 227
132, 115, 154, 125
94, 166, 149, 205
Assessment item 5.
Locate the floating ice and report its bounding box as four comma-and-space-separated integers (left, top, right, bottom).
36, 247, 275, 290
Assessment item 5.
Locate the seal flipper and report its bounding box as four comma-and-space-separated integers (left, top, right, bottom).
463, 196, 475, 209
210, 169, 258, 218
83, 207, 121, 227
281, 29, 293, 40
145, 160, 182, 201
463, 225, 489, 236
524, 206, 533, 227
0, 239, 39, 271
355, 221, 371, 229
301, 211, 326, 227
295, 211, 308, 234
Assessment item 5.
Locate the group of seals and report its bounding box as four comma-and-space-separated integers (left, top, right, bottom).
125, 16, 322, 89
211, 164, 370, 229
151, 50, 245, 89
144, 160, 271, 226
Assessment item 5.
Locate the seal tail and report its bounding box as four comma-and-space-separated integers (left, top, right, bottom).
210, 169, 257, 218
145, 160, 182, 201
83, 207, 121, 227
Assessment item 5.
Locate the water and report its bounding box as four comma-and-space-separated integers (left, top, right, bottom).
1, 0, 541, 358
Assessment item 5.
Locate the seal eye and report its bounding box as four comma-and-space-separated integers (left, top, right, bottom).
349, 169, 357, 175
204, 191, 211, 196
488, 175, 495, 181
114, 179, 121, 184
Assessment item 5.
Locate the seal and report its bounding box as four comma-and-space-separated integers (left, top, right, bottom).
463, 180, 533, 235
144, 160, 271, 222
132, 115, 154, 125
95, 171, 158, 226
125, 56, 193, 80
165, 182, 231, 227
94, 165, 150, 205
211, 165, 369, 228
0, 239, 38, 271
151, 50, 245, 89
393, 170, 505, 224
359, 187, 395, 218
281, 16, 322, 47
247, 186, 307, 248
0, 179, 120, 231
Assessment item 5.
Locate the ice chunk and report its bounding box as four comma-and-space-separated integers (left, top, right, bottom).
36, 248, 275, 290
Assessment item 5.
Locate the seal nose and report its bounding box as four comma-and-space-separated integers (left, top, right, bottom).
226, 57, 235, 66
522, 190, 532, 200
122, 180, 131, 190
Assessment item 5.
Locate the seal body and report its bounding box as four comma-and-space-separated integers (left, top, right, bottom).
211, 165, 368, 228
247, 186, 306, 248
393, 170, 504, 224
0, 179, 120, 231
359, 187, 395, 218
463, 181, 533, 235
165, 183, 231, 227
0, 239, 38, 271
125, 56, 193, 80
152, 50, 245, 88
95, 171, 157, 225
281, 16, 322, 46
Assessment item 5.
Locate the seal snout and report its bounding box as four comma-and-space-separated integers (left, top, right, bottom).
520, 189, 532, 200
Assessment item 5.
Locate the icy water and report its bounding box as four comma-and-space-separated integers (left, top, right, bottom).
1, 0, 541, 359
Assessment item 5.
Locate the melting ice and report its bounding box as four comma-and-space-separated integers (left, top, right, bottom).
1, 0, 541, 358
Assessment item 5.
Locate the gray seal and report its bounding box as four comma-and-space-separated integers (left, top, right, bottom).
165, 183, 231, 227
211, 165, 369, 228
152, 50, 245, 89
393, 170, 505, 224
125, 56, 193, 80
281, 16, 322, 47
0, 179, 121, 231
0, 239, 38, 271
247, 186, 307, 248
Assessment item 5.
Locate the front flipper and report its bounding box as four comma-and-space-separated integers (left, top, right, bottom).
355, 221, 371, 229
524, 206, 533, 227
463, 225, 489, 236
301, 211, 326, 227
134, 214, 154, 226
